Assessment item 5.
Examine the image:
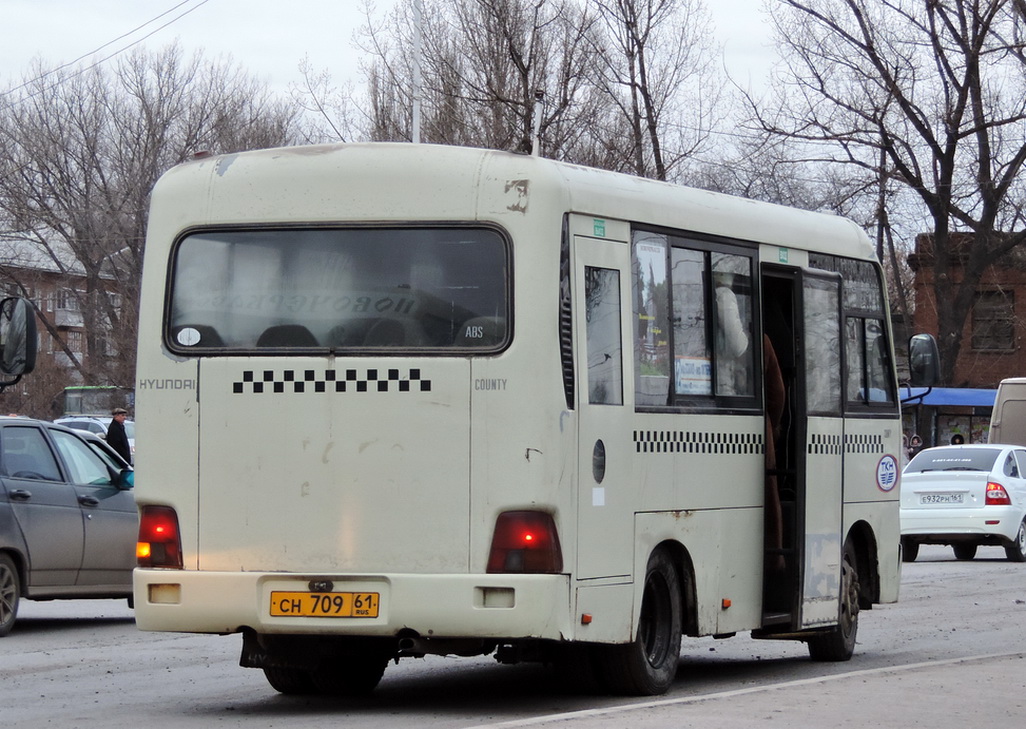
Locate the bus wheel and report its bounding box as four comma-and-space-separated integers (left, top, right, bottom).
0, 554, 19, 638
263, 667, 317, 695
807, 542, 859, 662
953, 543, 977, 561
1004, 520, 1026, 562
598, 550, 682, 695
309, 652, 390, 696
901, 537, 919, 563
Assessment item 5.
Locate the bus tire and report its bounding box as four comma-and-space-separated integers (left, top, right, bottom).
0, 554, 19, 638
309, 652, 389, 696
597, 550, 682, 695
1004, 520, 1026, 562
807, 542, 859, 662
901, 537, 919, 562
263, 666, 317, 695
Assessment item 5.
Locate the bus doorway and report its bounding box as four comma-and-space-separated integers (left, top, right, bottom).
761, 267, 845, 631
761, 270, 802, 625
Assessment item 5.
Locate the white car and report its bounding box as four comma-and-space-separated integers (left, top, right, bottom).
901, 444, 1026, 562
54, 416, 135, 458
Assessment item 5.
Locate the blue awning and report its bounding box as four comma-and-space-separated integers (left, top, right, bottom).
900, 387, 996, 408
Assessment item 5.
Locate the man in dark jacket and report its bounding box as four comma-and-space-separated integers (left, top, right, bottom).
107, 408, 132, 464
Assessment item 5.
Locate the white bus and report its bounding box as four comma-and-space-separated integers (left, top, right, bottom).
133, 143, 916, 696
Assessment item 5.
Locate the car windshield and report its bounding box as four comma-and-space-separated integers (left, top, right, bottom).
905, 447, 1000, 473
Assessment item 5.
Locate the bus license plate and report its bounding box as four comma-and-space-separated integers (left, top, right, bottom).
920, 493, 964, 505
270, 591, 380, 618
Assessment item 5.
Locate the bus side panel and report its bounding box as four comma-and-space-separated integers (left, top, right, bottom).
635, 509, 764, 636
630, 414, 765, 635
844, 500, 901, 603
467, 352, 577, 575
134, 361, 201, 566
631, 414, 764, 512
842, 417, 901, 505
842, 416, 902, 604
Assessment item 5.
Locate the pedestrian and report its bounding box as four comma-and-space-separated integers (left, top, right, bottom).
909, 434, 924, 457
107, 407, 133, 464
950, 433, 965, 445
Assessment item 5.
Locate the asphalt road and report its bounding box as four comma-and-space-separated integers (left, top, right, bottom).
2, 544, 1024, 728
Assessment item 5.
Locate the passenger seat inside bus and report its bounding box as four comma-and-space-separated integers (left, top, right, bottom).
255, 325, 319, 348
362, 318, 427, 347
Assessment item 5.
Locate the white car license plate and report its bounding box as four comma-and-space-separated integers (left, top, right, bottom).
920, 493, 964, 505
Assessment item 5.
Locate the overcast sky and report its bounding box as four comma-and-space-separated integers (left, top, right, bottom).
2, 0, 776, 96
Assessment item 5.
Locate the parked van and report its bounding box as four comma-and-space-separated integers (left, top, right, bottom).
989, 378, 1026, 446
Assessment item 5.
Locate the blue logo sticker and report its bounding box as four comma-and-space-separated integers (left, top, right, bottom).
877, 454, 898, 492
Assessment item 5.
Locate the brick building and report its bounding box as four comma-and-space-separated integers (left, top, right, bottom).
905, 232, 1024, 445
908, 232, 1024, 388
0, 237, 124, 418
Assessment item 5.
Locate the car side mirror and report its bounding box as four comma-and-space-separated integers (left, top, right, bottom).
908, 333, 940, 387
118, 469, 135, 490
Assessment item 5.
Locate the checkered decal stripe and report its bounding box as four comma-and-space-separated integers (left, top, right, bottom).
634, 430, 763, 454
233, 368, 432, 394
845, 433, 884, 454
808, 433, 843, 455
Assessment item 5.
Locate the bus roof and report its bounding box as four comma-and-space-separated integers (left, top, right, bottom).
152, 143, 875, 261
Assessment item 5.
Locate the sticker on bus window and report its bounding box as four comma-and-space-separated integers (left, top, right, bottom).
674, 356, 712, 395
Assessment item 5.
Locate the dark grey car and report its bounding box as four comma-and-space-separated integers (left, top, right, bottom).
0, 417, 136, 636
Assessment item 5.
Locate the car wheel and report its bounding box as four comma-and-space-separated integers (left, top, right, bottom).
0, 553, 20, 638
1004, 520, 1026, 563
808, 541, 859, 662
596, 549, 682, 695
901, 537, 919, 563
952, 543, 977, 560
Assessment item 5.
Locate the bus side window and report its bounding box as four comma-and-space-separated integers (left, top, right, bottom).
711, 253, 754, 397
585, 267, 623, 406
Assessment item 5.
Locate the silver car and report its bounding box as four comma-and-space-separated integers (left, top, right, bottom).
900, 444, 1026, 562
0, 418, 136, 636
54, 415, 136, 460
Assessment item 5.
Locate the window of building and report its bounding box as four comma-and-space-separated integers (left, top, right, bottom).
972, 290, 1015, 351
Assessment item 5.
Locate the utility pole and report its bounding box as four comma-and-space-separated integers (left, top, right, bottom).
412, 0, 423, 144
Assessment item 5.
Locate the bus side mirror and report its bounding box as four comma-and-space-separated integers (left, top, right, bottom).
0, 298, 37, 381
908, 333, 940, 387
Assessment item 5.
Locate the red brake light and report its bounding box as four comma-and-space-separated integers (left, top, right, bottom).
986, 482, 1012, 506
487, 510, 563, 574
137, 505, 183, 568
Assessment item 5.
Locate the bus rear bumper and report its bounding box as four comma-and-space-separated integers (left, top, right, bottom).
133, 569, 572, 640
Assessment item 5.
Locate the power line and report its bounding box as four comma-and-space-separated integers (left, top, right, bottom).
1, 0, 213, 104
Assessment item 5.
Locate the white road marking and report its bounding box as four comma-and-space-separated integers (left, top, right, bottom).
468, 651, 1025, 728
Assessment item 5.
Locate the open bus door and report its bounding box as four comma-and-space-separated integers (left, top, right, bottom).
761, 267, 844, 631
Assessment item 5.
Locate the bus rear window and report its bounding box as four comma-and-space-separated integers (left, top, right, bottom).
167, 227, 509, 353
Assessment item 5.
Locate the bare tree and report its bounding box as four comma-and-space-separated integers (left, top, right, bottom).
0, 44, 302, 400
358, 0, 609, 159
748, 0, 1026, 384
591, 0, 724, 181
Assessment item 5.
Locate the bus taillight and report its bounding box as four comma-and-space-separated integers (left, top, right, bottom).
137, 505, 184, 569
487, 510, 563, 573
